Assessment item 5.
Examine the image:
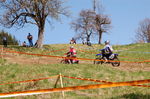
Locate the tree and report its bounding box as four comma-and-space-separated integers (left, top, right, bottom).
0, 0, 68, 48
95, 14, 111, 44
93, 0, 111, 44
0, 30, 19, 45
135, 18, 150, 43
71, 10, 97, 45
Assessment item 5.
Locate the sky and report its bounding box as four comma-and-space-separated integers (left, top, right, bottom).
0, 0, 150, 45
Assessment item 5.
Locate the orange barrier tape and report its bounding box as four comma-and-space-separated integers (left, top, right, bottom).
141, 60, 150, 63
78, 57, 143, 64
118, 56, 149, 63
0, 79, 149, 98
62, 75, 112, 84
132, 84, 150, 87
3, 50, 63, 58
62, 75, 150, 88
79, 50, 148, 60
78, 49, 97, 54
3, 49, 150, 64
1, 47, 149, 62
2, 49, 129, 64
0, 75, 58, 86
78, 49, 149, 61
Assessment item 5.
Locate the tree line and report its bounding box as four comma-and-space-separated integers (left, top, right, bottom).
0, 30, 19, 45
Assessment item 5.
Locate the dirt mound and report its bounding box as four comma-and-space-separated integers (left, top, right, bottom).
112, 63, 150, 71
1, 54, 61, 65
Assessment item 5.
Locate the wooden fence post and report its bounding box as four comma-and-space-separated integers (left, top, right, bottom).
54, 75, 60, 88
60, 73, 65, 98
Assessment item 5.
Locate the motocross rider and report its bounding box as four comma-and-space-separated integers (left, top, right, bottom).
101, 40, 114, 60
67, 46, 77, 64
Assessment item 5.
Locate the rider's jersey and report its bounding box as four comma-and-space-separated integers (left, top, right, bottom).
69, 48, 77, 56
103, 44, 113, 54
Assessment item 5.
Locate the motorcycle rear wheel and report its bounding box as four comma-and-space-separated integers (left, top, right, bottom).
94, 58, 104, 64
60, 60, 70, 64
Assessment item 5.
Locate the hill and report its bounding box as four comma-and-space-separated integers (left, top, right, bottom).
0, 43, 150, 99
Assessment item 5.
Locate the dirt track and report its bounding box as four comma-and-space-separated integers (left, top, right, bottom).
1, 53, 150, 72
1, 54, 59, 65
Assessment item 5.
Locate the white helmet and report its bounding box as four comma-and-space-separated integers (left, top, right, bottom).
105, 40, 110, 44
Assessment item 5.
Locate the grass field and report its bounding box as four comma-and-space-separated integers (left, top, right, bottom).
0, 43, 150, 99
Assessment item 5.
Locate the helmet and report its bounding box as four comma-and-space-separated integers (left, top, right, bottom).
105, 40, 110, 44
70, 46, 74, 48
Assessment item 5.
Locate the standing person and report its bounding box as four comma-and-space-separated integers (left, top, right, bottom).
70, 38, 76, 44
82, 39, 85, 45
2, 36, 7, 47
27, 33, 33, 47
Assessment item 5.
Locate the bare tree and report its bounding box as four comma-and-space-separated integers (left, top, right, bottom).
135, 18, 150, 43
71, 10, 97, 45
95, 14, 111, 44
93, 0, 111, 44
0, 0, 68, 48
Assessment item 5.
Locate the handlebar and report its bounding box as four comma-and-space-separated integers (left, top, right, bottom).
99, 49, 104, 51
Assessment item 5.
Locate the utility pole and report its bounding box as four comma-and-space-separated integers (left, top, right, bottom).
93, 0, 103, 14
93, 0, 96, 12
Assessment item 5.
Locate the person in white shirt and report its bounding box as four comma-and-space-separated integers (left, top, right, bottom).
101, 40, 114, 60
104, 40, 113, 52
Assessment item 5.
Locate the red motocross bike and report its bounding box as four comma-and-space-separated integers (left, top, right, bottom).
60, 53, 79, 64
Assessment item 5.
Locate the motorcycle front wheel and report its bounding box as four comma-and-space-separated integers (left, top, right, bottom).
111, 57, 120, 67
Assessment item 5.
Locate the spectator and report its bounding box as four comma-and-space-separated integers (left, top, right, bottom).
27, 33, 33, 47
22, 41, 27, 47
2, 36, 7, 47
82, 39, 85, 45
70, 38, 76, 44
87, 40, 91, 46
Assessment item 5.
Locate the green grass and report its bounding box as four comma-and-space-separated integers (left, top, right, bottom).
0, 43, 150, 99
